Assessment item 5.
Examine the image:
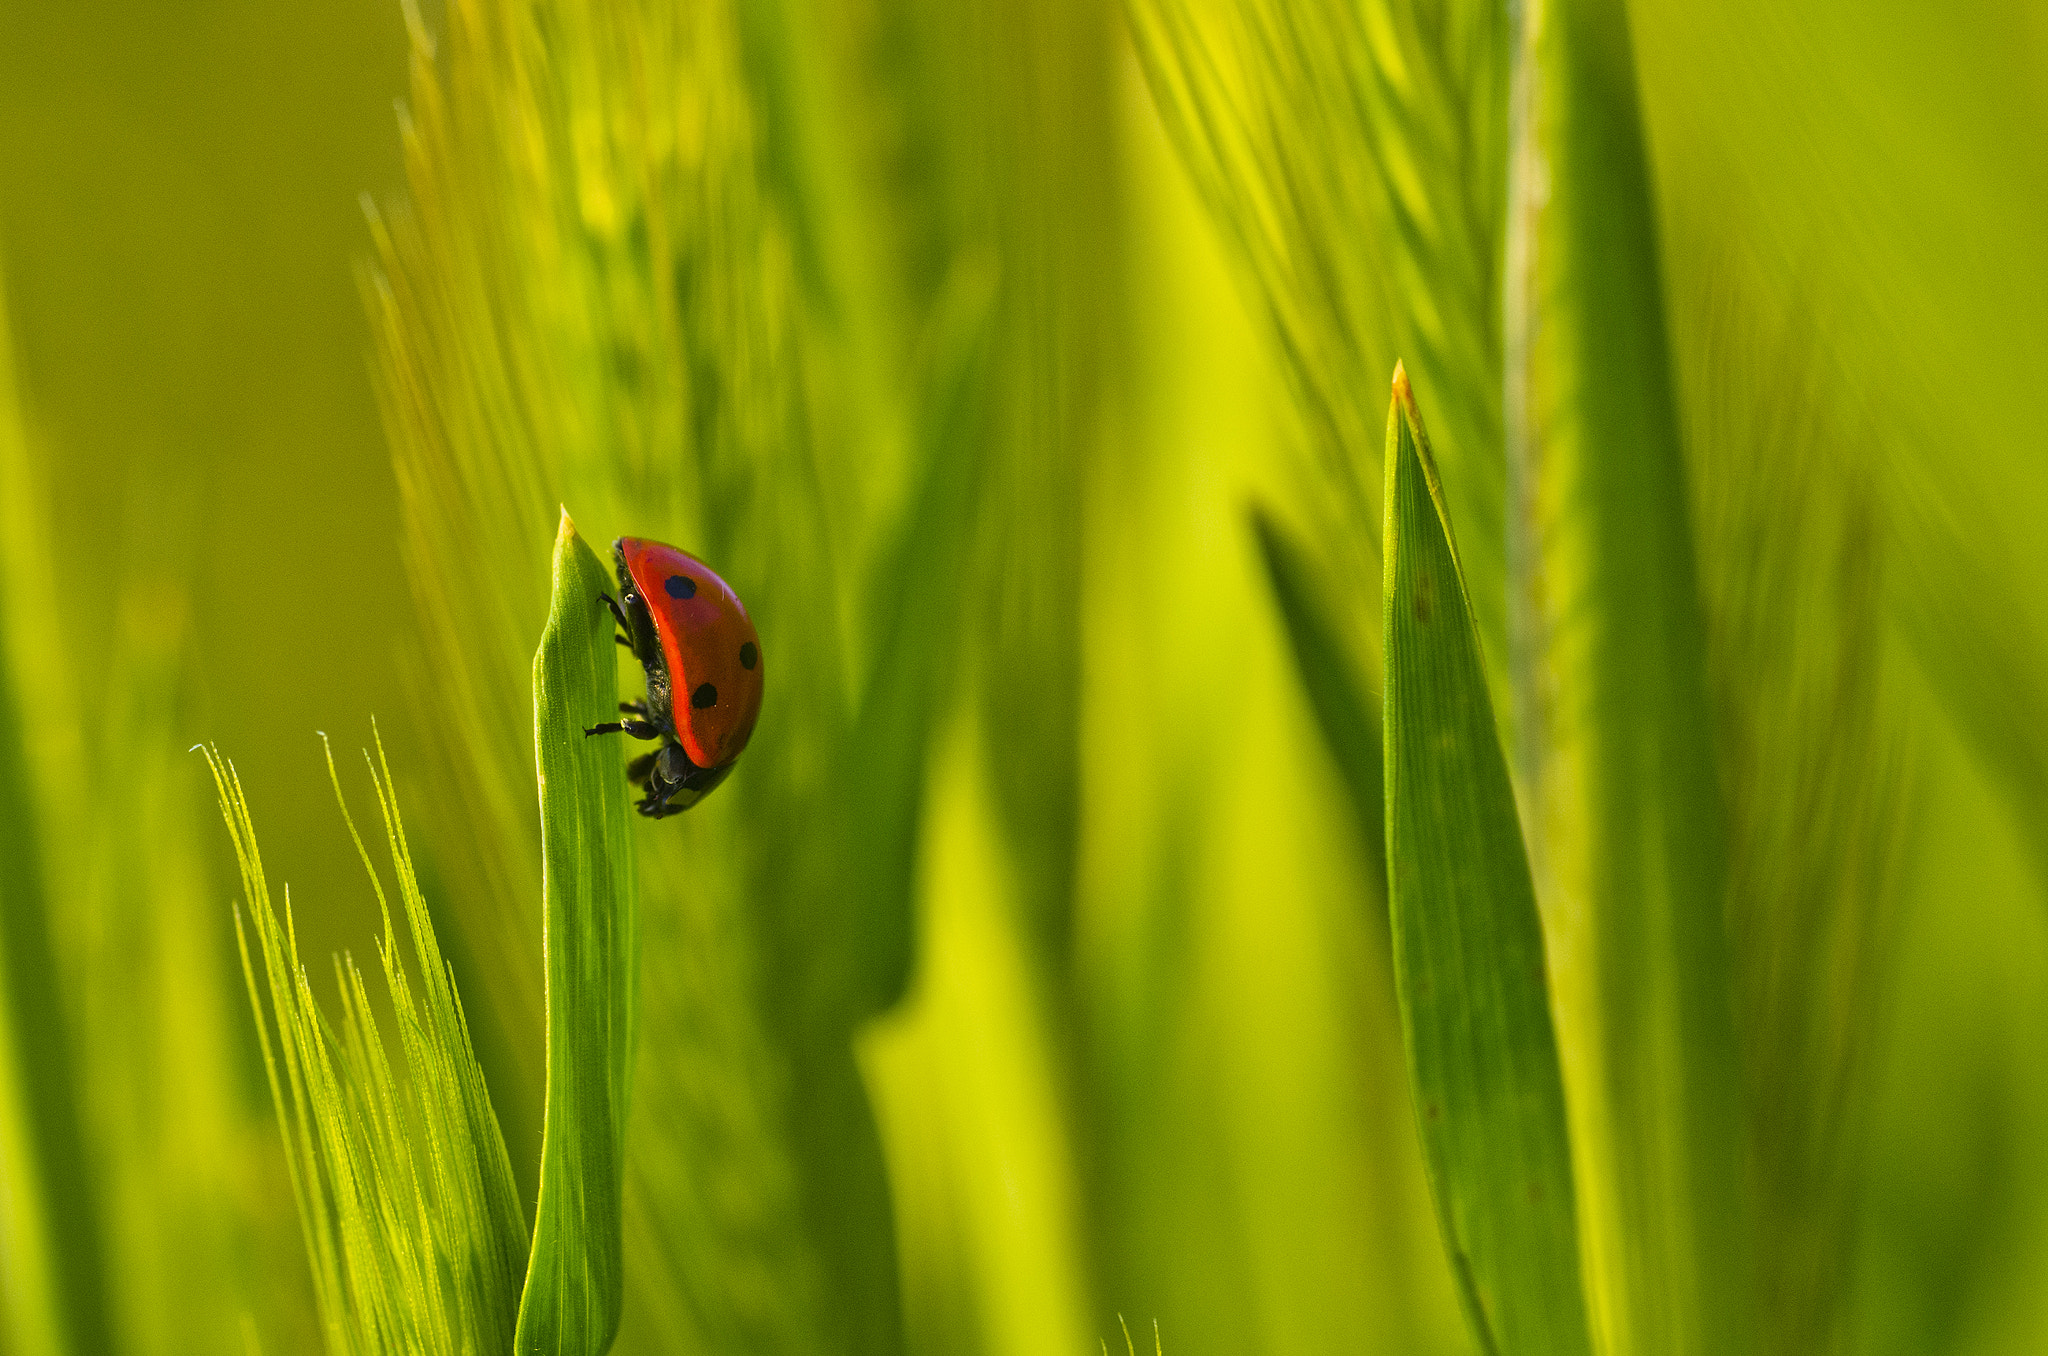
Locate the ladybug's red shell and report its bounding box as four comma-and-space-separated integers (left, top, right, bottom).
617, 537, 763, 771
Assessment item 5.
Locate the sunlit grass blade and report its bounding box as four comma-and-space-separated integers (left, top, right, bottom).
208, 735, 525, 1352
1504, 2, 1752, 1348
1249, 505, 1386, 902
1382, 367, 1590, 1355
516, 513, 640, 1353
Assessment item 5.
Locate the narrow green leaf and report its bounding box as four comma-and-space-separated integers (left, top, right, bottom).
1504, 0, 1752, 1348
1382, 367, 1591, 1356
1249, 505, 1386, 902
516, 511, 640, 1354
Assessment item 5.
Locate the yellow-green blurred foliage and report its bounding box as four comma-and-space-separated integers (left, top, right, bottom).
2, 0, 2048, 1353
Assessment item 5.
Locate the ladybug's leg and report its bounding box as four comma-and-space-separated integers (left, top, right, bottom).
625, 749, 659, 786
599, 593, 639, 651
583, 717, 662, 739
619, 699, 650, 718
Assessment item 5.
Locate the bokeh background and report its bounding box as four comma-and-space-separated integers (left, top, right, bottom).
0, 0, 413, 940
4, 0, 2048, 1353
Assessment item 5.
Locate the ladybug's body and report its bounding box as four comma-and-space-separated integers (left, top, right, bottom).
585, 537, 762, 817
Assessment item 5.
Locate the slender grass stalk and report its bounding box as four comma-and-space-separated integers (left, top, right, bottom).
1504, 0, 1752, 1349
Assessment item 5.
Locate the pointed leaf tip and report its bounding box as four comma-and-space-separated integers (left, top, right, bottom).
1385, 367, 1456, 562
1390, 361, 1426, 435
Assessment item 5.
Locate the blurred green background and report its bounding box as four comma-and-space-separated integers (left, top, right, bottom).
0, 0, 412, 940
3, 0, 2048, 1352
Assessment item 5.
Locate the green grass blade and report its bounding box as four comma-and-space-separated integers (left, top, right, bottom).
1249, 505, 1387, 902
0, 586, 111, 1356
1381, 367, 1590, 1356
207, 734, 525, 1352
1504, 2, 1752, 1348
0, 264, 112, 1356
516, 513, 640, 1354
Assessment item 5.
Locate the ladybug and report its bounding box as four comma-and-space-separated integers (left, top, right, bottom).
585, 537, 763, 817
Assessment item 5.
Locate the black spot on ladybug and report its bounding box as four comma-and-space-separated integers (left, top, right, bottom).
666, 574, 697, 599
691, 683, 718, 709
740, 642, 757, 670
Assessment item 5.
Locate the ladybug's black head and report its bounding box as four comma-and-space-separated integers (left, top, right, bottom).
633, 739, 733, 818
